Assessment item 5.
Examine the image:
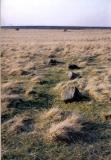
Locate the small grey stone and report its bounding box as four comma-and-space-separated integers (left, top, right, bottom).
46, 58, 64, 66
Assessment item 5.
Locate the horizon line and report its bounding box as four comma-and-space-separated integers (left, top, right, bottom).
1, 25, 111, 29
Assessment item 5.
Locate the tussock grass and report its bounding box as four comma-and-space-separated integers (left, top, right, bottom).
7, 116, 34, 134
38, 107, 85, 143
47, 112, 83, 142
2, 81, 25, 95
42, 107, 61, 120
30, 75, 44, 84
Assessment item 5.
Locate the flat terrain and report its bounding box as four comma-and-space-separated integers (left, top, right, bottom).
1, 29, 111, 160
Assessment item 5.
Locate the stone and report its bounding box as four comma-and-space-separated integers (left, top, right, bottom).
68, 72, 80, 80
48, 54, 56, 58
46, 58, 64, 66
16, 28, 19, 31
20, 70, 31, 76
68, 64, 80, 70
61, 87, 82, 103
64, 29, 68, 32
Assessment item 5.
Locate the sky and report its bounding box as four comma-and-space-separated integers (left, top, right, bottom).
1, 0, 111, 26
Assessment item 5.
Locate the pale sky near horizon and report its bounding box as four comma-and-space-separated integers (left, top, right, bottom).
1, 0, 111, 26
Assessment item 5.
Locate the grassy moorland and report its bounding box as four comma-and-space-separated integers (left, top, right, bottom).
1, 29, 111, 160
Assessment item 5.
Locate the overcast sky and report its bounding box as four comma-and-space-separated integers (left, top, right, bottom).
1, 0, 111, 26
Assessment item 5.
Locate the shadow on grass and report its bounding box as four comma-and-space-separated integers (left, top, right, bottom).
40, 79, 60, 86
8, 93, 54, 110
1, 92, 54, 123
56, 122, 111, 145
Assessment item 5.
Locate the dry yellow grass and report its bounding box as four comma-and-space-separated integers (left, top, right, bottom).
39, 107, 63, 129
2, 81, 24, 95
5, 115, 34, 134
47, 112, 83, 142
39, 107, 84, 142
30, 75, 44, 84
42, 107, 61, 120
1, 29, 111, 160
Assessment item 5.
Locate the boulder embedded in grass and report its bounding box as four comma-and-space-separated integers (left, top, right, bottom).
68, 72, 80, 80
68, 64, 80, 70
61, 87, 83, 103
54, 80, 90, 102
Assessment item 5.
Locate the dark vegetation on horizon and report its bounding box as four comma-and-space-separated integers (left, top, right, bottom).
1, 25, 111, 30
